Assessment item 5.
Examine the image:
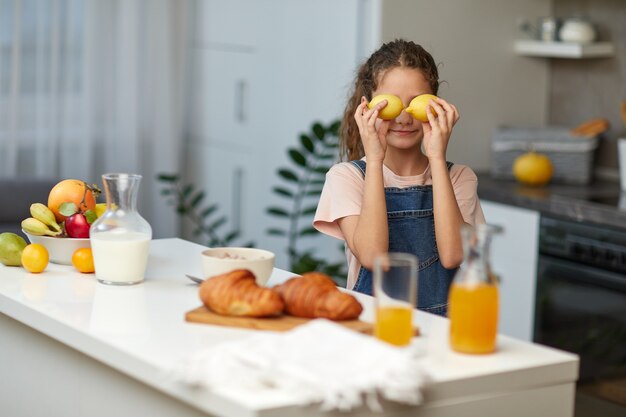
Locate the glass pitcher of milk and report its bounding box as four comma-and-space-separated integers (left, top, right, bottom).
90, 173, 152, 285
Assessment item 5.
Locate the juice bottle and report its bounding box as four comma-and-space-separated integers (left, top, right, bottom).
448, 224, 502, 354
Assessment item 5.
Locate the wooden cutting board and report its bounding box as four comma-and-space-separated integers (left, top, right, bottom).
185, 306, 375, 334
186, 306, 420, 336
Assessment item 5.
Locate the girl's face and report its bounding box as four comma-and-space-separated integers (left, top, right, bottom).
372, 67, 432, 151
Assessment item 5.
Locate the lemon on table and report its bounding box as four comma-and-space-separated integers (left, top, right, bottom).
368, 94, 404, 120
405, 94, 438, 122
513, 152, 553, 186
72, 247, 95, 273
21, 243, 49, 273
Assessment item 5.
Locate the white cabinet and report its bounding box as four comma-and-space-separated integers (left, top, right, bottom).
185, 0, 377, 268
481, 200, 540, 342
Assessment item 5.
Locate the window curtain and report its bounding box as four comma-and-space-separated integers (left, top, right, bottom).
0, 0, 188, 238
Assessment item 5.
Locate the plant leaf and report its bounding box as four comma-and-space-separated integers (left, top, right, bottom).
300, 206, 318, 216
84, 210, 97, 224
59, 202, 78, 217
312, 122, 325, 140
190, 191, 205, 208
305, 188, 323, 196
224, 230, 240, 242
266, 228, 287, 236
313, 166, 331, 175
278, 169, 299, 183
182, 184, 193, 198
267, 207, 290, 217
300, 134, 315, 153
298, 226, 318, 236
157, 173, 178, 182
208, 216, 227, 230
288, 149, 307, 167
272, 186, 294, 198
329, 120, 341, 135
200, 205, 218, 218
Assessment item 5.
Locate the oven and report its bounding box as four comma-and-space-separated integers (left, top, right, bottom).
534, 215, 626, 415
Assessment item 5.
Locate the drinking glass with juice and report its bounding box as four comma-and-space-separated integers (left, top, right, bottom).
373, 252, 418, 347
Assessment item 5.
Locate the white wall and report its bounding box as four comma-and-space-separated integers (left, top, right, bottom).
381, 0, 552, 171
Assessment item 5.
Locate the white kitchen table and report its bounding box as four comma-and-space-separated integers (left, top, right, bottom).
0, 238, 578, 417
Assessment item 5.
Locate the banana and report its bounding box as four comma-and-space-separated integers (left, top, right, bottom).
30, 203, 62, 232
21, 217, 61, 237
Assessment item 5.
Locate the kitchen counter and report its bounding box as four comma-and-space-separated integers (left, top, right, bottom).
0, 238, 579, 417
477, 173, 626, 230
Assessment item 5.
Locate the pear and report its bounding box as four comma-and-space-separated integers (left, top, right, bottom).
0, 232, 28, 266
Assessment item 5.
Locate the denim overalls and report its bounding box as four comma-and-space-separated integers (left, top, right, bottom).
350, 160, 457, 317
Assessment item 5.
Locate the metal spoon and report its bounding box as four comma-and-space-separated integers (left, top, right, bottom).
185, 274, 205, 284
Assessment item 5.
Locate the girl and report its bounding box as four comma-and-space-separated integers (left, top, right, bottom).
313, 39, 485, 316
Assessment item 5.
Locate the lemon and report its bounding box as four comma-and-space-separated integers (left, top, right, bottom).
513, 152, 553, 186
21, 243, 49, 273
406, 94, 438, 122
368, 94, 404, 120
95, 203, 107, 218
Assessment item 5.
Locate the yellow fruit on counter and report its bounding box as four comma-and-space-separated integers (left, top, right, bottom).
0, 232, 28, 266
95, 203, 107, 218
21, 243, 49, 273
368, 94, 404, 120
72, 247, 95, 273
405, 94, 438, 122
513, 152, 553, 186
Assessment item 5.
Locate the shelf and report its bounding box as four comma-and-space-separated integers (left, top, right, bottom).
514, 40, 615, 59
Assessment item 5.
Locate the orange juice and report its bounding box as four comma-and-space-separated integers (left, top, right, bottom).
374, 305, 413, 346
448, 282, 499, 354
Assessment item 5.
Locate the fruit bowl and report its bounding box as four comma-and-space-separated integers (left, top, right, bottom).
201, 247, 275, 286
23, 231, 90, 265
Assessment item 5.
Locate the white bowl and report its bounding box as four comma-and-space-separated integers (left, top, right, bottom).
23, 231, 91, 265
201, 247, 275, 286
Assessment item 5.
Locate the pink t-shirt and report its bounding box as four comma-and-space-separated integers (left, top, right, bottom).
313, 158, 486, 289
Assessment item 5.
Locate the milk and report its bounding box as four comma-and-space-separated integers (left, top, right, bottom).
91, 231, 151, 285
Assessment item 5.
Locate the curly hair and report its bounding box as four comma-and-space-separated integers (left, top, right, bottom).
339, 39, 439, 161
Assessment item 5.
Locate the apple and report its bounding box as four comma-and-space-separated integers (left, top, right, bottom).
65, 213, 90, 238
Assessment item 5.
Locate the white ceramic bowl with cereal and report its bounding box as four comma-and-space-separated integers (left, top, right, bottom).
200, 247, 275, 286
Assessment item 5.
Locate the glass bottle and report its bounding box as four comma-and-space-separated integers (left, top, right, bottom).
90, 173, 152, 285
448, 223, 502, 354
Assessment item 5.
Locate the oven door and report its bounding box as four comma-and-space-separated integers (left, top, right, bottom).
534, 255, 626, 408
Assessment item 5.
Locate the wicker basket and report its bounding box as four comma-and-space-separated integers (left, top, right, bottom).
491, 126, 599, 184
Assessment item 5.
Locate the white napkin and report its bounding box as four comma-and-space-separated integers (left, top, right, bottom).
172, 319, 428, 411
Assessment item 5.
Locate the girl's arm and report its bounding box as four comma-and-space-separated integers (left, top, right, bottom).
338, 98, 390, 270
423, 98, 465, 269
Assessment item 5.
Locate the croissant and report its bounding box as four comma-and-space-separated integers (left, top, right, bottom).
199, 269, 284, 317
274, 272, 363, 320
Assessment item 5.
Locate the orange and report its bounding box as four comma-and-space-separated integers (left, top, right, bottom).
47, 179, 97, 222
448, 282, 499, 354
21, 243, 49, 273
72, 248, 95, 273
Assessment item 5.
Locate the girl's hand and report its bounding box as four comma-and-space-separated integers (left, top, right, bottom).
354, 96, 390, 163
421, 97, 460, 162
